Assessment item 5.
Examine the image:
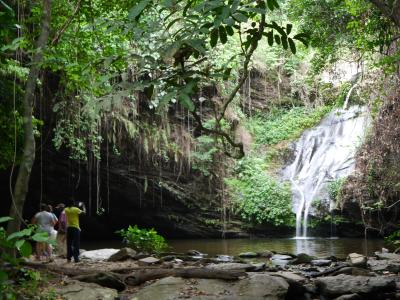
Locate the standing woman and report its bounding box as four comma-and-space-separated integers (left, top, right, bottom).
64, 198, 86, 263
32, 204, 58, 261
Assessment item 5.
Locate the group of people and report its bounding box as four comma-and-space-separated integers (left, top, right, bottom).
31, 199, 85, 263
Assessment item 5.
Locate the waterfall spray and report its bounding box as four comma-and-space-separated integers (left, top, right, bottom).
282, 106, 369, 238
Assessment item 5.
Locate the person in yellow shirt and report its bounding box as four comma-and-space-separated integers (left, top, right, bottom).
64, 198, 86, 263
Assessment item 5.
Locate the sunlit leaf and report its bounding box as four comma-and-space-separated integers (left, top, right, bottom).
0, 216, 12, 223
288, 38, 296, 54
7, 228, 32, 240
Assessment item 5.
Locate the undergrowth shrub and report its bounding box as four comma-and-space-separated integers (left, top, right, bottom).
226, 157, 295, 226
0, 216, 55, 300
117, 225, 168, 254
248, 106, 331, 145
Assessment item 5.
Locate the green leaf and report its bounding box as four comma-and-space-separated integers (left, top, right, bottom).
128, 0, 151, 20
219, 26, 227, 44
32, 231, 49, 242
210, 28, 219, 47
288, 38, 296, 54
15, 239, 25, 250
225, 26, 234, 36
7, 228, 32, 240
286, 24, 292, 35
267, 31, 273, 46
281, 36, 288, 50
19, 241, 32, 257
179, 93, 195, 112
0, 270, 8, 282
232, 13, 247, 23
274, 35, 281, 45
0, 216, 12, 223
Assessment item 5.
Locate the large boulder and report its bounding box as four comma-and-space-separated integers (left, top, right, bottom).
54, 280, 118, 300
73, 272, 126, 291
315, 274, 396, 297
107, 247, 137, 262
368, 258, 400, 273
347, 253, 367, 268
290, 253, 314, 265
131, 274, 289, 299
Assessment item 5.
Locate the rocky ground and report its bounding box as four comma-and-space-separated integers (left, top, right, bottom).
29, 248, 400, 299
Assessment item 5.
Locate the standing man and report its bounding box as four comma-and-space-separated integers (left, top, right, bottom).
64, 198, 86, 263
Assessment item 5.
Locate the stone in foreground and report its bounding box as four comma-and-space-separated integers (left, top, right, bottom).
54, 280, 118, 300
107, 247, 137, 262
315, 274, 396, 297
347, 253, 367, 268
138, 256, 161, 265
132, 274, 289, 299
80, 249, 119, 261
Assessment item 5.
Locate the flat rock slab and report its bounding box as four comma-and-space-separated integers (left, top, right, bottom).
270, 271, 307, 283
54, 280, 118, 300
375, 252, 400, 261
368, 259, 400, 273
315, 274, 396, 297
206, 263, 255, 271
80, 249, 119, 261
311, 259, 332, 266
132, 274, 289, 300
272, 255, 293, 260
138, 256, 161, 265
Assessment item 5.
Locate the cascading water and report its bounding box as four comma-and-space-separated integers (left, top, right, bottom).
282, 106, 369, 238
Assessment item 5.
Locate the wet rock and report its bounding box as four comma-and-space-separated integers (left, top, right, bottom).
347, 253, 368, 268
272, 254, 293, 260
375, 252, 400, 261
80, 249, 119, 261
187, 250, 205, 256
161, 255, 176, 262
138, 256, 161, 266
290, 253, 314, 265
270, 272, 307, 298
205, 263, 255, 272
238, 252, 259, 258
258, 250, 274, 258
335, 294, 363, 300
368, 259, 400, 273
315, 274, 396, 297
312, 259, 332, 266
213, 255, 234, 263
251, 262, 266, 271
107, 247, 137, 262
54, 280, 118, 300
73, 272, 126, 291
131, 274, 289, 299
331, 266, 373, 276
270, 271, 307, 284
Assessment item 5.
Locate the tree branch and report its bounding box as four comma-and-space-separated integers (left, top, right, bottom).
369, 0, 400, 27
52, 0, 82, 45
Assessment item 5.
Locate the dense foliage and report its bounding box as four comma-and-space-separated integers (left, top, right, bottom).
0, 217, 54, 299
226, 156, 294, 226
117, 225, 168, 254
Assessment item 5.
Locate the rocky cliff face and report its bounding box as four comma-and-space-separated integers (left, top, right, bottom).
341, 90, 400, 234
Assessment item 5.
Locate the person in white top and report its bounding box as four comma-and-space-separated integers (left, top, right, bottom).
32, 204, 58, 261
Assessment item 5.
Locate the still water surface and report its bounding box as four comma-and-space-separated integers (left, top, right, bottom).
83, 238, 385, 258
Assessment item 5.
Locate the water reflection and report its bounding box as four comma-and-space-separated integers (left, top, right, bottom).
168, 238, 384, 258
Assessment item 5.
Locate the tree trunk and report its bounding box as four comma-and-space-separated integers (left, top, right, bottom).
369, 0, 400, 28
7, 0, 51, 235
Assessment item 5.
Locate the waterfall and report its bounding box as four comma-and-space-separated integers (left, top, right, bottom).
342, 83, 358, 110
282, 106, 369, 238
